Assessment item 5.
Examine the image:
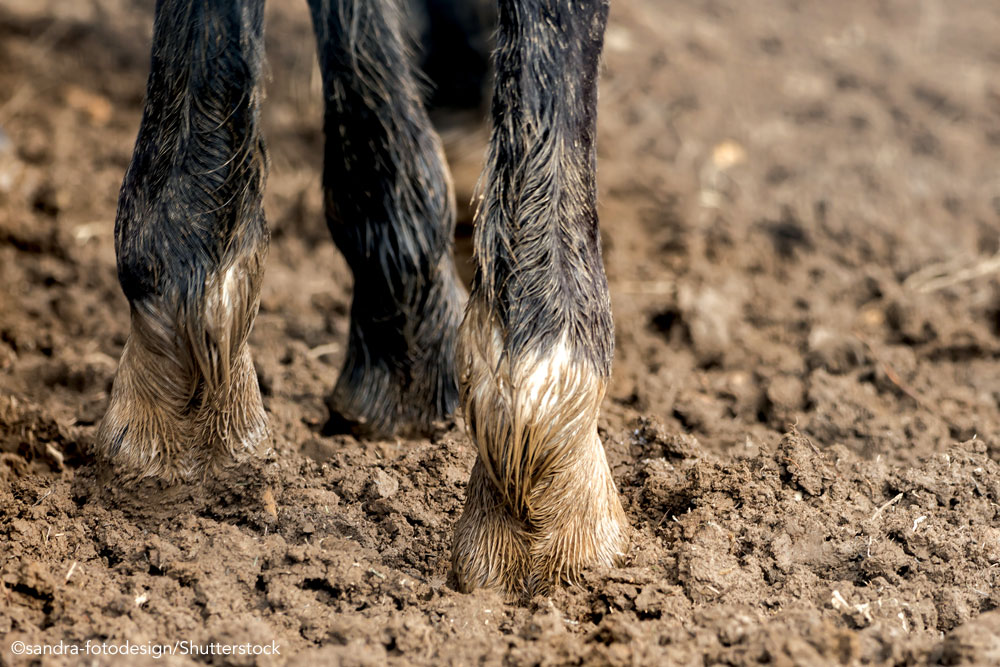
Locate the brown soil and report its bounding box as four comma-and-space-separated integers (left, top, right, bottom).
2, 0, 1000, 664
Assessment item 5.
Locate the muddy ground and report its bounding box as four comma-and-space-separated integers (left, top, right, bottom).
2, 0, 1000, 664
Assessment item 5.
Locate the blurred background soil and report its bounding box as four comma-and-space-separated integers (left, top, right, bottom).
2, 0, 1000, 664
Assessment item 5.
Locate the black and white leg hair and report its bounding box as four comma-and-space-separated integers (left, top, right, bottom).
452, 0, 629, 598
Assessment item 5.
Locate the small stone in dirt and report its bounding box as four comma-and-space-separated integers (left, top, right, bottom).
369, 468, 399, 499
712, 140, 746, 170
261, 487, 278, 520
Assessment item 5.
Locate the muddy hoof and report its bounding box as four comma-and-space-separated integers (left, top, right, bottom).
95, 249, 269, 485
95, 335, 268, 484
452, 305, 630, 599
326, 264, 464, 439
324, 357, 456, 439
451, 435, 629, 600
